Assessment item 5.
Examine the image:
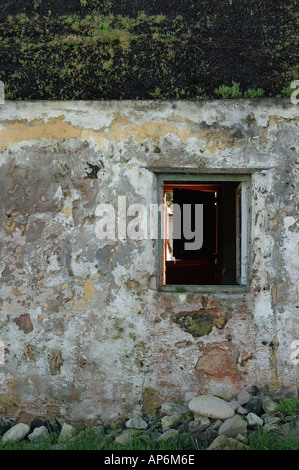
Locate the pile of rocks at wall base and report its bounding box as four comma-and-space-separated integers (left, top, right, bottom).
1, 388, 299, 450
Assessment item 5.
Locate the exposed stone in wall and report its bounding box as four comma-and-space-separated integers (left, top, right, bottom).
172, 304, 229, 338
13, 314, 33, 334
49, 350, 63, 376
0, 99, 298, 424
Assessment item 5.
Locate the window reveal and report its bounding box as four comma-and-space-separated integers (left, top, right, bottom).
162, 180, 249, 287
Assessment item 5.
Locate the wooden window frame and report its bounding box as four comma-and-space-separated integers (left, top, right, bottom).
156, 173, 251, 293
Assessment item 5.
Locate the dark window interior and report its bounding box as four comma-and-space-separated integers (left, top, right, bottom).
163, 181, 239, 286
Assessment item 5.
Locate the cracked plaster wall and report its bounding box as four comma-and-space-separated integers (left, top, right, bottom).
0, 99, 298, 424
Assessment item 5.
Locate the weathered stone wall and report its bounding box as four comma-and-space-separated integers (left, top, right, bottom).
0, 99, 298, 424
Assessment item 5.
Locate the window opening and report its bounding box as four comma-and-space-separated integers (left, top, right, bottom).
162, 180, 249, 286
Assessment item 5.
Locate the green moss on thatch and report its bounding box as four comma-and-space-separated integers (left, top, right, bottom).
0, 0, 298, 100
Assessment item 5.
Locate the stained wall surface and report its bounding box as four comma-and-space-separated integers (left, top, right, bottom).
0, 99, 298, 423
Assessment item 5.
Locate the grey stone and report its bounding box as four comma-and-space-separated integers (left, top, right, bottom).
126, 417, 148, 430
161, 402, 189, 416
28, 426, 49, 442
161, 414, 181, 431
246, 412, 263, 427
188, 395, 235, 420
237, 391, 251, 405
200, 429, 218, 444
229, 400, 239, 411
263, 423, 280, 433
142, 423, 161, 439
235, 433, 248, 443
207, 434, 249, 450
157, 429, 179, 441
243, 396, 262, 414
58, 423, 76, 443
263, 415, 280, 426
189, 416, 210, 433
218, 414, 247, 438
2, 423, 30, 443
115, 429, 136, 446
262, 398, 277, 414
236, 405, 249, 415
91, 425, 105, 435
206, 419, 222, 432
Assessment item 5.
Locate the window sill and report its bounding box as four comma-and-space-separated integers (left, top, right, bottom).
158, 284, 250, 294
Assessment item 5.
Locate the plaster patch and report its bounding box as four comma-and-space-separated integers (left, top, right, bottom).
61, 206, 73, 217
83, 281, 96, 302
0, 116, 82, 150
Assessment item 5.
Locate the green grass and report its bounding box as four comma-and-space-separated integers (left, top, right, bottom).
214, 81, 242, 99
248, 428, 299, 451
0, 3, 297, 100
244, 88, 265, 98
276, 397, 299, 415
0, 429, 201, 451
0, 432, 56, 450
1, 426, 299, 450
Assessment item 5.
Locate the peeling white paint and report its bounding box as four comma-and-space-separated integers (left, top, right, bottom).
0, 99, 298, 423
